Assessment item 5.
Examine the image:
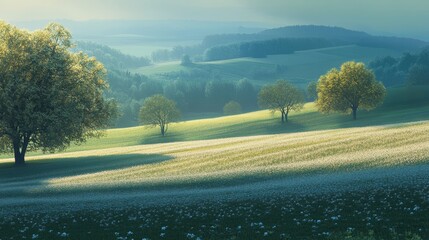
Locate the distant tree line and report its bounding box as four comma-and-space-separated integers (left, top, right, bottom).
106, 70, 258, 127
151, 45, 204, 63
203, 38, 334, 61
369, 48, 429, 86
75, 41, 151, 69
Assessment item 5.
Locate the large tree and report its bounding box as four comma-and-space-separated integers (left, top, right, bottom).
317, 61, 386, 120
0, 21, 117, 165
139, 95, 180, 136
258, 80, 305, 123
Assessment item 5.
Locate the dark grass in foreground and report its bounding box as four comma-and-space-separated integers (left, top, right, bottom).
1, 184, 427, 240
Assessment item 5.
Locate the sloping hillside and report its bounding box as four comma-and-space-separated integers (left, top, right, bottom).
135, 45, 404, 87
1, 96, 429, 239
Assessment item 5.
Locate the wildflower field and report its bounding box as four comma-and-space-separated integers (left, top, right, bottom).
1, 112, 429, 239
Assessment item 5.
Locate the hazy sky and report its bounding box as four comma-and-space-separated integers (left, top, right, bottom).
1, 0, 428, 39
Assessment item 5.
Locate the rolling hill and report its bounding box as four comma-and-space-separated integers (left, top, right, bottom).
1, 93, 429, 239
134, 45, 404, 87
77, 25, 429, 128
2, 85, 429, 157
202, 25, 428, 51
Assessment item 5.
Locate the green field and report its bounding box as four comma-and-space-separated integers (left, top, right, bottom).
2, 90, 428, 158
1, 98, 429, 239
134, 45, 403, 87
2, 118, 429, 193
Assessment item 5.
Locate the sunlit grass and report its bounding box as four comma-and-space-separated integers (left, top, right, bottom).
1, 101, 429, 239
1, 101, 427, 159
1, 120, 429, 197
45, 121, 429, 187
55, 101, 429, 152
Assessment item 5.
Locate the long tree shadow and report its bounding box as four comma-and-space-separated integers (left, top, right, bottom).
0, 154, 173, 184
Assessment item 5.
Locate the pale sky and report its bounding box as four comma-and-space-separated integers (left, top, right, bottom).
1, 0, 428, 40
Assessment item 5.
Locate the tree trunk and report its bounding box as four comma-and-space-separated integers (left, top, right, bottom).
352, 107, 357, 120
281, 112, 285, 123
284, 108, 289, 122
12, 135, 29, 166
13, 141, 26, 166
160, 125, 165, 136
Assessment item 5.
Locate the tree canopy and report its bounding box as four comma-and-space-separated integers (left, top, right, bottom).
139, 95, 180, 136
0, 21, 117, 165
223, 101, 242, 115
306, 81, 318, 101
258, 80, 304, 123
369, 48, 429, 87
317, 61, 386, 120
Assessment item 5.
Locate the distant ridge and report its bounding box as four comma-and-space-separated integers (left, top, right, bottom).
202, 25, 428, 51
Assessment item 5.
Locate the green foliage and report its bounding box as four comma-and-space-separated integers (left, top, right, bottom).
180, 54, 192, 66
369, 48, 429, 86
307, 81, 318, 101
223, 101, 242, 115
8, 94, 429, 154
205, 81, 236, 110
258, 80, 304, 123
408, 64, 429, 85
105, 72, 258, 127
235, 78, 257, 110
139, 95, 180, 136
317, 61, 386, 120
0, 21, 117, 165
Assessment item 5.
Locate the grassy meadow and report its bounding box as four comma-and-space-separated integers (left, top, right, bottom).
1, 97, 429, 239
32, 96, 429, 153
2, 119, 429, 193
3, 8, 429, 240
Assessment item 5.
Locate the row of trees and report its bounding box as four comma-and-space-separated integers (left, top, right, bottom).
143, 61, 386, 136
256, 62, 385, 122
111, 76, 259, 127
